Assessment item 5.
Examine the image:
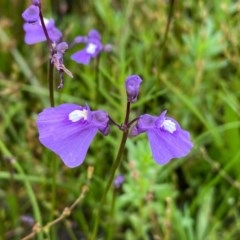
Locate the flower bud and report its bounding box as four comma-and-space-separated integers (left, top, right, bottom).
125, 75, 142, 103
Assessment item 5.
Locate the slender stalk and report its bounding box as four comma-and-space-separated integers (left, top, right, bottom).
38, 8, 55, 107
124, 102, 131, 125
38, 10, 52, 47
90, 130, 129, 240
49, 154, 58, 239
127, 116, 139, 128
39, 7, 56, 237
90, 101, 131, 239
48, 60, 55, 107
109, 116, 122, 129
160, 0, 175, 49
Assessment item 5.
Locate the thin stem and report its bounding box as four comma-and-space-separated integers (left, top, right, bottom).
160, 0, 175, 49
90, 130, 129, 240
124, 102, 131, 125
109, 116, 122, 129
90, 101, 131, 239
127, 116, 139, 128
49, 154, 58, 239
39, 7, 56, 237
38, 10, 52, 48
48, 59, 55, 107
38, 7, 55, 107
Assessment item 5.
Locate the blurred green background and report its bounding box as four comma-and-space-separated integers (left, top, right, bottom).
1, 0, 240, 239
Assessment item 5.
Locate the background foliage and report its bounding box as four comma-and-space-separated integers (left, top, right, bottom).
1, 0, 240, 239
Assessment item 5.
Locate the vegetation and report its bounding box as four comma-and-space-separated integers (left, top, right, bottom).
0, 0, 240, 239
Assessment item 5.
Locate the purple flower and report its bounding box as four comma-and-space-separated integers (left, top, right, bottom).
23, 18, 62, 45
131, 111, 193, 164
22, 5, 39, 23
22, 0, 62, 45
71, 29, 111, 65
36, 104, 110, 168
125, 75, 142, 103
114, 175, 125, 188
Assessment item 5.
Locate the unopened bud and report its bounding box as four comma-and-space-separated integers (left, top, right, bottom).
125, 75, 142, 103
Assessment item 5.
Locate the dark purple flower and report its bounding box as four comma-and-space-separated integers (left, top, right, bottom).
23, 18, 62, 45
70, 29, 111, 65
36, 104, 110, 168
131, 111, 193, 164
114, 175, 125, 188
125, 75, 142, 103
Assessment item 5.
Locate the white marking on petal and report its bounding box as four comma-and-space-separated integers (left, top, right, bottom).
86, 43, 97, 54
69, 109, 88, 122
161, 119, 176, 133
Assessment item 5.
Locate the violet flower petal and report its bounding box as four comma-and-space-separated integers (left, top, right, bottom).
88, 29, 101, 40
71, 50, 91, 65
40, 127, 98, 168
147, 128, 193, 164
22, 5, 39, 23
23, 22, 46, 44
74, 36, 88, 44
46, 19, 62, 43
23, 19, 62, 45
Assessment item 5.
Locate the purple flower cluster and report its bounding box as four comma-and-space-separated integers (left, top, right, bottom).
22, 1, 193, 169
22, 2, 111, 65
36, 75, 193, 168
22, 1, 112, 89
